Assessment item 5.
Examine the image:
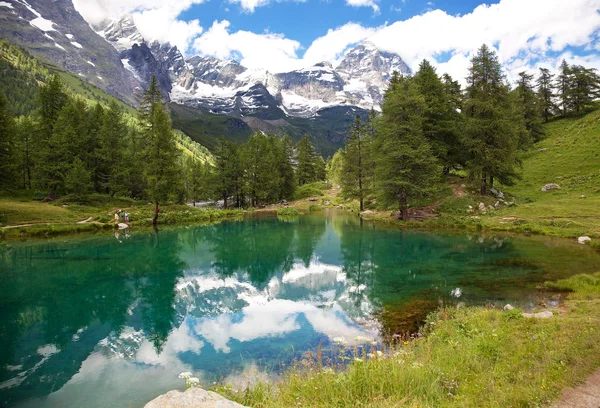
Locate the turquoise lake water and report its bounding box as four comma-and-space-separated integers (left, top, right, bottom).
2, 210, 600, 407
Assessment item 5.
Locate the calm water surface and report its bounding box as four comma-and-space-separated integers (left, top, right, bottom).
1, 210, 600, 407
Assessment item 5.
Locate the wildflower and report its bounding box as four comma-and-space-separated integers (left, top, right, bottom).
404, 341, 409, 345
376, 350, 383, 357
354, 358, 363, 362
370, 341, 378, 346
188, 377, 200, 386
333, 336, 347, 345
178, 372, 192, 379
354, 336, 375, 343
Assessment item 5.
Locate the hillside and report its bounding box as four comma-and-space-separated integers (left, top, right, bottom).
492, 108, 600, 236
0, 40, 213, 164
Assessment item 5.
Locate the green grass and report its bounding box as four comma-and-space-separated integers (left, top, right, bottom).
218, 273, 600, 408
0, 194, 242, 238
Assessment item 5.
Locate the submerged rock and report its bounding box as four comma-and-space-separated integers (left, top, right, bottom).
144, 388, 248, 408
118, 223, 129, 230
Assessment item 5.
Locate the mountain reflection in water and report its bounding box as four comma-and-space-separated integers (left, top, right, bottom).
1, 210, 600, 408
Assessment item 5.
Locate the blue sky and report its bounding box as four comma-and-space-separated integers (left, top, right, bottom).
74, 0, 600, 82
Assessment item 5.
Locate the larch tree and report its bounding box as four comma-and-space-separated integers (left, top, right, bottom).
515, 71, 544, 146
373, 74, 439, 221
296, 134, 316, 186
140, 76, 181, 225
413, 60, 462, 174
536, 68, 556, 123
97, 100, 127, 196
342, 115, 372, 211
556, 60, 571, 117
464, 44, 521, 195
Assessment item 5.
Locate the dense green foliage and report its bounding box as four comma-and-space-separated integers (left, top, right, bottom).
337, 44, 599, 216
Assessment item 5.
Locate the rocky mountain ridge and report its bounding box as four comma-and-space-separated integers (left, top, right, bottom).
96, 15, 411, 118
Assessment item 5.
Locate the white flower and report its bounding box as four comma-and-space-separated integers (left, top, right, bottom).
354, 336, 375, 343
188, 377, 200, 386
178, 372, 192, 379
376, 350, 383, 357
333, 336, 347, 345
354, 358, 363, 362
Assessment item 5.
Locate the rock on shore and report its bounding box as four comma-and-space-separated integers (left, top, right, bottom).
144, 388, 248, 408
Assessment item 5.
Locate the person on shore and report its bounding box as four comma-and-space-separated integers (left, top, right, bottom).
114, 211, 120, 224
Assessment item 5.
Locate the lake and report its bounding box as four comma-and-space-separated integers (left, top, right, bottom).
1, 210, 599, 407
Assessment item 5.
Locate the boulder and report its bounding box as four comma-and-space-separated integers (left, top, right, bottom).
503, 304, 514, 311
578, 236, 591, 244
144, 388, 248, 408
308, 197, 318, 202
478, 202, 486, 212
361, 210, 374, 215
324, 200, 331, 206
522, 311, 553, 319
538, 148, 548, 152
541, 184, 560, 192
494, 201, 501, 209
489, 188, 505, 199
118, 223, 129, 230
580, 195, 586, 199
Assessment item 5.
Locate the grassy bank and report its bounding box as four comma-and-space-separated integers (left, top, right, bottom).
0, 193, 242, 238
219, 273, 600, 407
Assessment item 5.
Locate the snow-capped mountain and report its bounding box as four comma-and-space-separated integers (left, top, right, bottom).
96, 16, 411, 118
0, 0, 142, 105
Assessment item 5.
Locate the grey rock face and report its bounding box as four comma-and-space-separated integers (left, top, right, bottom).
144, 388, 248, 408
0, 0, 141, 105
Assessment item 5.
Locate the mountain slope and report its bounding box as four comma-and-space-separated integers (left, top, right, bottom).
0, 0, 141, 105
0, 40, 214, 164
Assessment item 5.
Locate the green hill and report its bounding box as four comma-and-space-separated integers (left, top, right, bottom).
0, 40, 213, 164
492, 108, 600, 237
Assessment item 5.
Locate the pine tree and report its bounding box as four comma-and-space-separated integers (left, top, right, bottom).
65, 157, 93, 195
464, 44, 521, 195
296, 134, 316, 186
244, 132, 278, 206
97, 100, 127, 196
342, 116, 372, 211
140, 78, 181, 224
0, 92, 15, 189
556, 60, 571, 117
373, 74, 439, 220
515, 71, 544, 146
414, 60, 462, 173
87, 103, 105, 190
536, 68, 556, 123
315, 155, 326, 182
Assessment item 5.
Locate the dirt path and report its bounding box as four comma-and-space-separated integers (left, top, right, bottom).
0, 223, 53, 229
551, 369, 600, 407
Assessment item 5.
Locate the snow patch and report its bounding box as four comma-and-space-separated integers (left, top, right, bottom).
54, 43, 65, 51
0, 1, 13, 8
70, 41, 83, 49
17, 0, 57, 32
65, 33, 74, 40
87, 61, 96, 67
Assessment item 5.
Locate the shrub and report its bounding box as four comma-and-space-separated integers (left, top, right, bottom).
277, 207, 300, 216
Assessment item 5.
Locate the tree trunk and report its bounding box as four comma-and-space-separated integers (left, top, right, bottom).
223, 194, 228, 209
489, 175, 494, 188
399, 190, 408, 221
480, 172, 487, 196
153, 201, 160, 225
